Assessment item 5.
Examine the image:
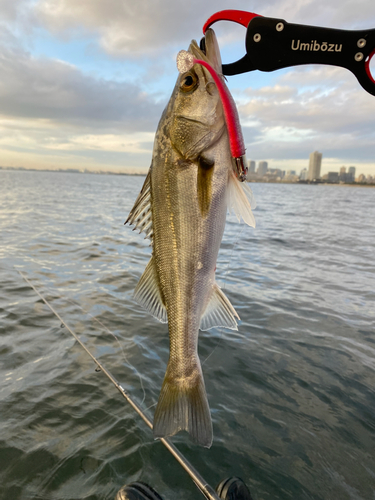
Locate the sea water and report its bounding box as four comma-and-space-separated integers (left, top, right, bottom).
0, 169, 374, 500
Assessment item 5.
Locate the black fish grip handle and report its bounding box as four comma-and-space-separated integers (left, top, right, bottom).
223, 17, 375, 96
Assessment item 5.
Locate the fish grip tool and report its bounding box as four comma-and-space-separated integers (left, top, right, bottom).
203, 10, 375, 96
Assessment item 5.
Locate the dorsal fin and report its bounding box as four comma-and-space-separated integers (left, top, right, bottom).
125, 167, 153, 240
133, 256, 167, 323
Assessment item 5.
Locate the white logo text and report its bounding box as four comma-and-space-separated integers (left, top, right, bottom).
291, 40, 342, 52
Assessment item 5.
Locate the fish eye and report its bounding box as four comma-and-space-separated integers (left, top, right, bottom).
180, 72, 198, 92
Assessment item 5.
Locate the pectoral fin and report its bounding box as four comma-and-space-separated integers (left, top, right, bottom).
200, 283, 239, 331
134, 257, 167, 323
227, 171, 256, 228
197, 155, 214, 217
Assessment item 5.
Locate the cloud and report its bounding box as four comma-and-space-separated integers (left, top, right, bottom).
239, 65, 375, 164
0, 43, 164, 130
267, 0, 375, 27
0, 35, 163, 169
3, 0, 375, 60
32, 0, 375, 57
0, 116, 155, 170
0, 0, 31, 23
34, 0, 235, 56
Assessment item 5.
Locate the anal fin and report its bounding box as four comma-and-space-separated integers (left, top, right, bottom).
200, 283, 239, 331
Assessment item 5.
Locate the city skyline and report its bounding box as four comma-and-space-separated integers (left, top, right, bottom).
248, 154, 373, 184
2, 161, 374, 184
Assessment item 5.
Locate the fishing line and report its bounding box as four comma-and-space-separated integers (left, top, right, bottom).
16, 268, 147, 405
18, 270, 222, 500
47, 287, 146, 405
144, 401, 158, 412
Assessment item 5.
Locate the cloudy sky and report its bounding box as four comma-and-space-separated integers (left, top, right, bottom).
1, 0, 375, 176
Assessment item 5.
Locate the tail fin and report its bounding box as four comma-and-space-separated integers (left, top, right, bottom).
153, 361, 213, 448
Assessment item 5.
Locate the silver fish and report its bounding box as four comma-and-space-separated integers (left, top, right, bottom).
125, 29, 255, 448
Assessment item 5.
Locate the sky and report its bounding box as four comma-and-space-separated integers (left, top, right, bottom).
0, 0, 375, 176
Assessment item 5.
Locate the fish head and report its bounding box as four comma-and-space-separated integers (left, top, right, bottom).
167, 29, 226, 160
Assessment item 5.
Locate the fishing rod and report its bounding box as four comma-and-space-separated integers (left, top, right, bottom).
19, 271, 252, 500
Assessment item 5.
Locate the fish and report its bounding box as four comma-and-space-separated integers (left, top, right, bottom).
125, 29, 255, 448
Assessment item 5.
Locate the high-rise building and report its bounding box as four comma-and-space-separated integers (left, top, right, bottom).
300, 168, 308, 180
339, 166, 346, 182
268, 168, 283, 178
357, 173, 366, 183
347, 166, 356, 182
257, 161, 268, 176
307, 151, 322, 180
327, 172, 339, 182
248, 160, 256, 173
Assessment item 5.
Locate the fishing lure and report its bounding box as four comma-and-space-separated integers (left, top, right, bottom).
176, 50, 248, 182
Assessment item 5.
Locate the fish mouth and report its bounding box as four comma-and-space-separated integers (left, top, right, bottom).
172, 29, 226, 159
189, 28, 222, 75
182, 28, 224, 132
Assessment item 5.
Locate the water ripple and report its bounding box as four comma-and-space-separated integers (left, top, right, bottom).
0, 171, 374, 500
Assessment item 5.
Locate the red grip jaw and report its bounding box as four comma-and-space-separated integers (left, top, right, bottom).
203, 10, 261, 33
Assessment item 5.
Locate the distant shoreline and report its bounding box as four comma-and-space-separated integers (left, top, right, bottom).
0, 166, 374, 186
0, 166, 148, 176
